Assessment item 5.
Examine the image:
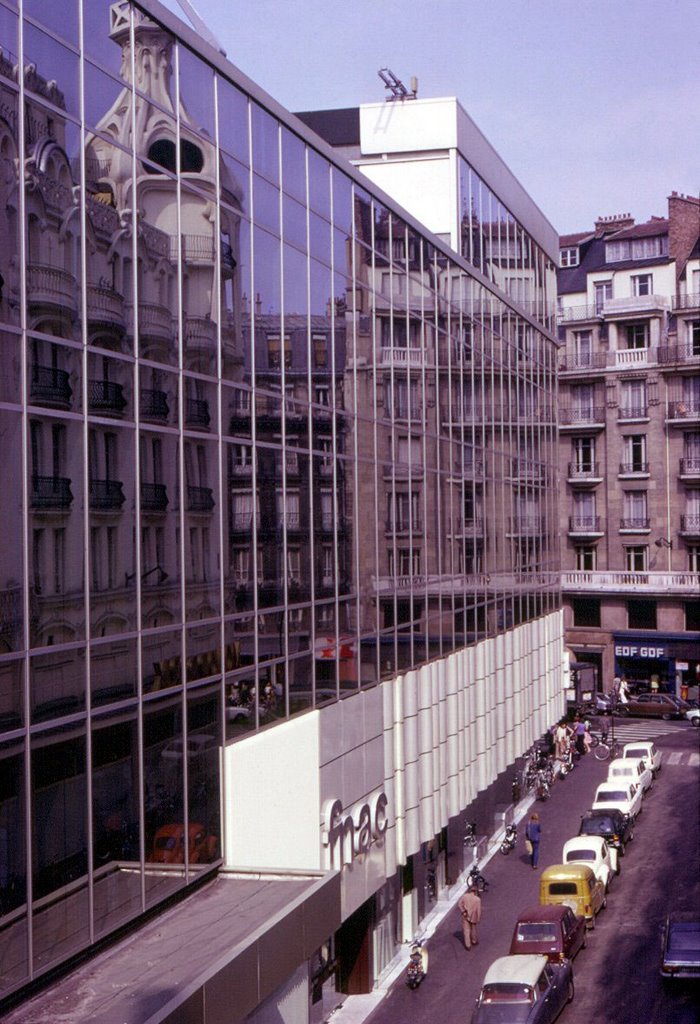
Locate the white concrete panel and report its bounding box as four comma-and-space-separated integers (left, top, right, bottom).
224, 712, 321, 870
360, 98, 458, 155
359, 157, 454, 246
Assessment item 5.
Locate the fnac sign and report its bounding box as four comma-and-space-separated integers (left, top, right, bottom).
322, 791, 388, 869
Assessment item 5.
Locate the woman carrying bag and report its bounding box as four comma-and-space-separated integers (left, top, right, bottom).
525, 812, 541, 869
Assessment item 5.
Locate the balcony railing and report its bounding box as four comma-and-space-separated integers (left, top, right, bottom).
558, 351, 607, 372
31, 475, 73, 510
559, 406, 606, 426
89, 379, 127, 414
185, 397, 211, 428
379, 346, 427, 367
619, 517, 650, 531
619, 462, 649, 476
568, 516, 602, 534
562, 570, 700, 595
184, 315, 216, 350
657, 342, 700, 365
568, 462, 601, 481
30, 365, 72, 408
603, 294, 669, 316
618, 405, 648, 421
26, 263, 77, 316
679, 456, 700, 475
667, 400, 700, 421
89, 478, 126, 510
557, 304, 601, 323
86, 284, 125, 329
672, 292, 700, 311
140, 388, 169, 421
508, 515, 545, 535
612, 348, 652, 368
129, 303, 173, 342
140, 482, 168, 512
187, 486, 215, 512
680, 514, 700, 535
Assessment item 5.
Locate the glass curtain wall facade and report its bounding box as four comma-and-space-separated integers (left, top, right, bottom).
0, 0, 559, 999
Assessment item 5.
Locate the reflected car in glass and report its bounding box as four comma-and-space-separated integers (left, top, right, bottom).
508, 905, 586, 963
471, 954, 574, 1024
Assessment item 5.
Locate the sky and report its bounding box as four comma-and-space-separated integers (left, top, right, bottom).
159, 0, 700, 235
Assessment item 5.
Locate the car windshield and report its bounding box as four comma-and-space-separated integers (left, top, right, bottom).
566, 849, 595, 861
624, 748, 647, 759
549, 882, 578, 895
478, 984, 535, 1022
515, 924, 558, 942
668, 924, 700, 953
581, 818, 614, 835
597, 790, 626, 802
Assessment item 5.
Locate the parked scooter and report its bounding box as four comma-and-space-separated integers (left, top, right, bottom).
558, 748, 576, 779
466, 862, 489, 892
499, 822, 518, 855
406, 937, 429, 989
535, 772, 551, 801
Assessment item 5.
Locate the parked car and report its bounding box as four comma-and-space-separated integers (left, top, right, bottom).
661, 914, 700, 982
592, 780, 643, 821
509, 905, 586, 963
607, 756, 653, 794
621, 740, 662, 775
686, 706, 700, 727
539, 864, 606, 929
562, 836, 615, 891
150, 823, 217, 864
624, 692, 689, 720
471, 954, 574, 1024
578, 809, 633, 871
161, 734, 217, 761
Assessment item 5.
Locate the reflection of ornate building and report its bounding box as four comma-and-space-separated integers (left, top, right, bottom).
557, 200, 700, 695
1, 5, 562, 1021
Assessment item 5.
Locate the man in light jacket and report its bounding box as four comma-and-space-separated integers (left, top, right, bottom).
458, 885, 482, 950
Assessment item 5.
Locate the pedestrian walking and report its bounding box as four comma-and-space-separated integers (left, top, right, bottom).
554, 720, 568, 759
573, 716, 586, 756
525, 812, 542, 869
458, 885, 482, 950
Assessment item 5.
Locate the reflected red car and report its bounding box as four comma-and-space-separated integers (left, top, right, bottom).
509, 905, 586, 962
151, 823, 217, 864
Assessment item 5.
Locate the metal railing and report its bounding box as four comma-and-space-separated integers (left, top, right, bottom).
140, 389, 169, 421
30, 365, 72, 407
31, 475, 73, 510
619, 517, 650, 530
562, 570, 700, 594
568, 516, 602, 533
680, 514, 700, 534
187, 486, 215, 512
559, 406, 606, 425
140, 482, 168, 512
89, 478, 126, 510
88, 379, 127, 413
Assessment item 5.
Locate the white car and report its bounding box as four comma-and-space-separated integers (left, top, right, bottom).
161, 734, 217, 761
592, 781, 643, 822
607, 757, 653, 794
621, 740, 663, 775
562, 835, 615, 889
686, 707, 700, 728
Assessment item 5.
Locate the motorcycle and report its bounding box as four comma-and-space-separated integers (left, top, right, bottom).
406, 937, 428, 989
499, 822, 517, 855
464, 820, 478, 847
466, 862, 489, 892
535, 772, 551, 801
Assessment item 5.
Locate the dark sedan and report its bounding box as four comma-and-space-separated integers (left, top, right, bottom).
509, 905, 586, 963
624, 693, 690, 720
578, 808, 633, 869
661, 915, 700, 982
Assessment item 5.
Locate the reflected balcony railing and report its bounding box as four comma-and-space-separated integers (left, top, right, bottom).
86, 284, 125, 330
30, 365, 72, 408
230, 512, 255, 532
379, 346, 427, 367
26, 263, 78, 316
140, 388, 169, 422
568, 515, 602, 534
140, 482, 168, 512
31, 475, 73, 510
128, 303, 173, 342
185, 397, 211, 428
619, 517, 650, 531
89, 478, 126, 510
185, 315, 217, 350
88, 379, 127, 414
680, 514, 700, 535
187, 486, 215, 512
508, 515, 545, 535
679, 456, 700, 476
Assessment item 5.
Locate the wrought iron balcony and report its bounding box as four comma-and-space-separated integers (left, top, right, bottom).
559, 406, 606, 427
140, 388, 169, 421
30, 365, 72, 408
140, 482, 168, 512
618, 405, 648, 421
128, 303, 173, 342
557, 304, 601, 324
679, 456, 700, 476
187, 486, 215, 512
26, 263, 77, 317
184, 315, 216, 351
657, 342, 700, 365
86, 284, 125, 330
680, 514, 700, 536
31, 475, 73, 510
185, 397, 211, 428
667, 400, 700, 421
89, 379, 127, 414
508, 515, 545, 535
568, 515, 602, 534
558, 350, 607, 372
672, 291, 700, 311
567, 462, 601, 482
619, 462, 649, 475
89, 478, 126, 510
619, 517, 650, 531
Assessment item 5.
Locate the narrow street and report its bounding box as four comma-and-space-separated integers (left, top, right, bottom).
333, 720, 700, 1024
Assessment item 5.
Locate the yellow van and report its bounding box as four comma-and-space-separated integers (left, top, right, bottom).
539, 863, 606, 929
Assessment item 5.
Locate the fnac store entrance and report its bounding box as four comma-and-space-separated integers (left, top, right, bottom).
335, 901, 373, 995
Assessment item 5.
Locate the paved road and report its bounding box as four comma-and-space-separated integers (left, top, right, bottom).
363, 720, 699, 1024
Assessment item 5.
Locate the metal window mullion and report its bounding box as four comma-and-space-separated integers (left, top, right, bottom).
277, 122, 288, 715
246, 98, 261, 723
306, 148, 317, 699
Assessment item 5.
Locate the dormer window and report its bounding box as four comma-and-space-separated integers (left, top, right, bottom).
606, 235, 668, 263
560, 247, 579, 268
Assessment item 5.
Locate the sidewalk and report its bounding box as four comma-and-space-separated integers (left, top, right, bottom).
323, 790, 539, 1023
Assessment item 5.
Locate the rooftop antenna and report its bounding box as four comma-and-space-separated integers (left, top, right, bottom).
378, 67, 418, 101
175, 0, 227, 56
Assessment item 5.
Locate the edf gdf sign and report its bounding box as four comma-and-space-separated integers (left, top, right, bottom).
614, 644, 667, 659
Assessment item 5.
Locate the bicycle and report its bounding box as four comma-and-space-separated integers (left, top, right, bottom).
592, 737, 622, 761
